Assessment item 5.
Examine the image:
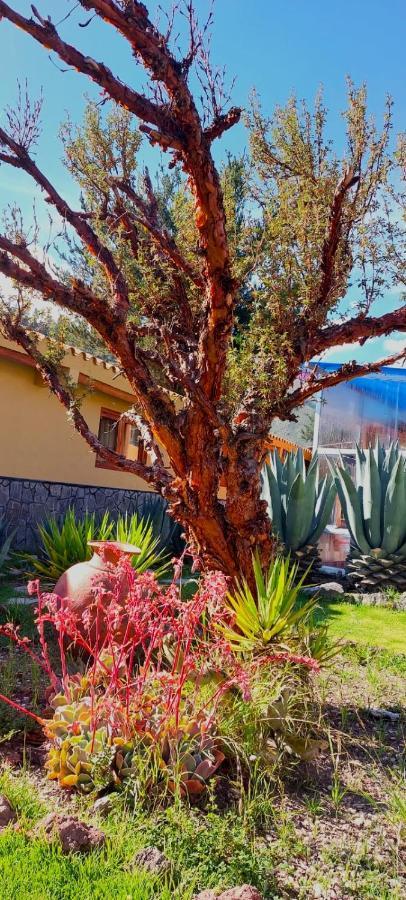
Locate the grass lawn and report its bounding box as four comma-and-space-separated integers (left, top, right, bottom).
0, 581, 405, 899
313, 601, 406, 654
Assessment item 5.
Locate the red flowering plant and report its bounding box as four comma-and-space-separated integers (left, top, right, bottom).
0, 551, 327, 799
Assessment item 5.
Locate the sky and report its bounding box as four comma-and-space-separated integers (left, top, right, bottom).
0, 0, 405, 364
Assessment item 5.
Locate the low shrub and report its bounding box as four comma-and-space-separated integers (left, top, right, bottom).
0, 554, 335, 805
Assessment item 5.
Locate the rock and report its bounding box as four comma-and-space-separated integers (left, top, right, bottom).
353, 815, 366, 828
219, 888, 264, 900
369, 708, 400, 721
0, 795, 17, 830
194, 890, 264, 900
312, 885, 323, 899
302, 582, 344, 598
91, 795, 113, 818
194, 892, 217, 900
36, 813, 105, 854
132, 845, 171, 875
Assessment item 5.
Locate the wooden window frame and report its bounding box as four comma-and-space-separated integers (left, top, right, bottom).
95, 407, 146, 470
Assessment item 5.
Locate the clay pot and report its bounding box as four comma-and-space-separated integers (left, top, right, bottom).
53, 540, 141, 646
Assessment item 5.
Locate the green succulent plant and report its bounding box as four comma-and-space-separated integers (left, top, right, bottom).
220, 554, 316, 654
261, 450, 336, 579
334, 440, 406, 590
44, 689, 224, 798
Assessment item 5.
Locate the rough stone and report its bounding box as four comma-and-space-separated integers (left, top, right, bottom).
347, 591, 406, 610
0, 795, 17, 830
219, 888, 264, 900
302, 582, 345, 598
132, 846, 171, 875
91, 795, 114, 818
194, 892, 217, 900
36, 813, 105, 854
193, 889, 264, 900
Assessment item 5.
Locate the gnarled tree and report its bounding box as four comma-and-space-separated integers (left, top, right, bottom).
0, 2, 405, 578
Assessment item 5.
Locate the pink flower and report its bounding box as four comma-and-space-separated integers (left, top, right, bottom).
27, 579, 40, 596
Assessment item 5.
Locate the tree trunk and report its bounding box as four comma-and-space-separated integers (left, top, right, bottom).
165, 418, 274, 583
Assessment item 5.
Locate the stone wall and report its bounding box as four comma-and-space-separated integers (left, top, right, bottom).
0, 476, 172, 552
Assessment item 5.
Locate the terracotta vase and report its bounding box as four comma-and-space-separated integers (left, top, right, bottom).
53, 540, 141, 646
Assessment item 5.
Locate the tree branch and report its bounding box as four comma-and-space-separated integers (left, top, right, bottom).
0, 2, 181, 150
77, 1, 239, 400
204, 107, 241, 142
287, 350, 406, 409
0, 1, 240, 402
312, 305, 406, 356
0, 127, 130, 317
0, 234, 187, 468
123, 409, 167, 471
0, 316, 171, 488
314, 167, 359, 312
111, 176, 205, 290
0, 234, 115, 330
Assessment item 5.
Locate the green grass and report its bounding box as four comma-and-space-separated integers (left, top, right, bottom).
0, 770, 278, 900
313, 601, 406, 654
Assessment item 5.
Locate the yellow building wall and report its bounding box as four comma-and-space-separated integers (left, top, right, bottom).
0, 338, 154, 491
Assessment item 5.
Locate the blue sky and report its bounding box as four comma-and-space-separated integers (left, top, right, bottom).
0, 1, 405, 363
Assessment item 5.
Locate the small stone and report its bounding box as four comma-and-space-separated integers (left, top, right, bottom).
36, 813, 105, 854
312, 885, 323, 899
219, 888, 264, 900
132, 846, 171, 875
91, 795, 113, 818
303, 582, 344, 598
353, 815, 365, 827
194, 892, 217, 900
0, 795, 17, 830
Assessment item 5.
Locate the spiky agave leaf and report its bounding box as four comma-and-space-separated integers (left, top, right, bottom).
261, 450, 336, 575
334, 441, 406, 589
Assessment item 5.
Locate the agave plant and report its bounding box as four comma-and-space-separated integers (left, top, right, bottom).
262, 450, 336, 579
220, 554, 316, 654
334, 441, 406, 590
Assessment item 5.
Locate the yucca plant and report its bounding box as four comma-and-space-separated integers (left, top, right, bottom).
114, 511, 170, 577
334, 441, 406, 591
22, 508, 170, 582
220, 554, 316, 654
262, 450, 336, 579
21, 508, 113, 581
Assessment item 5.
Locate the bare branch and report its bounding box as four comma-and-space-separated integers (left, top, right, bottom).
0, 126, 130, 317
0, 2, 181, 149
204, 107, 241, 142
0, 233, 114, 330
287, 351, 406, 409
123, 410, 167, 471
0, 316, 171, 488
312, 305, 406, 356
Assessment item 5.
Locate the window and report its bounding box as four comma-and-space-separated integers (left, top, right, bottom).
129, 425, 140, 447
126, 422, 147, 465
98, 414, 119, 451
96, 408, 147, 469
